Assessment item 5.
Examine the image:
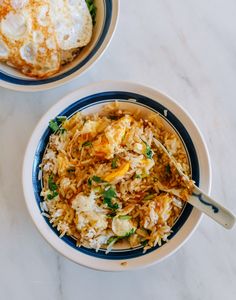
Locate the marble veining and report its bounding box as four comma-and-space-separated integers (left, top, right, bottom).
0, 0, 236, 299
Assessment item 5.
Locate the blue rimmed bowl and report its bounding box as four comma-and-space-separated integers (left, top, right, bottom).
0, 1, 119, 92
22, 81, 211, 271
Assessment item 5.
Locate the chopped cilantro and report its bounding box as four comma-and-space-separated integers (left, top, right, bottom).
49, 120, 59, 133
141, 240, 148, 247
106, 229, 135, 246
141, 138, 153, 159
107, 236, 119, 245
60, 128, 66, 134
146, 148, 153, 159
103, 187, 118, 210
125, 228, 136, 237
134, 173, 141, 179
88, 178, 92, 187
111, 156, 118, 169
57, 116, 67, 123
47, 175, 58, 200
104, 198, 119, 210
47, 191, 58, 200
88, 176, 104, 187
107, 229, 135, 244
48, 175, 57, 191
85, 0, 96, 24
47, 194, 53, 200
49, 116, 67, 133
103, 187, 117, 199
92, 176, 103, 183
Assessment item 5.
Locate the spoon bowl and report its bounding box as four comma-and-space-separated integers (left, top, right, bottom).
153, 138, 236, 229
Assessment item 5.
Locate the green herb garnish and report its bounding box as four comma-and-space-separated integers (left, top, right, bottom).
103, 187, 117, 199
107, 229, 135, 245
47, 175, 58, 200
49, 120, 59, 133
125, 228, 136, 237
111, 156, 118, 169
56, 116, 67, 123
88, 176, 104, 187
82, 141, 92, 147
49, 116, 67, 133
103, 187, 118, 210
146, 147, 153, 159
88, 178, 92, 187
107, 236, 119, 245
48, 175, 57, 191
134, 174, 141, 179
141, 138, 153, 159
47, 191, 58, 200
141, 240, 148, 247
47, 194, 53, 200
92, 176, 103, 183
85, 0, 96, 24
104, 199, 119, 210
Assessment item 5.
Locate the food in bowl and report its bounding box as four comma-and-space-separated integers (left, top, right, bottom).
40, 102, 194, 253
23, 82, 210, 270
0, 0, 96, 78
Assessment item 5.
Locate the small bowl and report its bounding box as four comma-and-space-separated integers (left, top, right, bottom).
22, 81, 211, 271
0, 1, 119, 92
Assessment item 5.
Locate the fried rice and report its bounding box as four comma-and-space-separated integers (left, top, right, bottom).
40, 102, 194, 253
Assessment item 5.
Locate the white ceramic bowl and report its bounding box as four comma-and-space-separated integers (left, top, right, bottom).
22, 81, 211, 271
0, 1, 119, 92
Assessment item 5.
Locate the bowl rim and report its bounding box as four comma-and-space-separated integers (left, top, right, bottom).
22, 81, 212, 271
0, 0, 119, 92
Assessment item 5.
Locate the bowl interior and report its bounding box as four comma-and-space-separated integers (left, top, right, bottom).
32, 92, 200, 260
0, 0, 113, 86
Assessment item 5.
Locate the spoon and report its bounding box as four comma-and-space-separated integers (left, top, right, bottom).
153, 138, 236, 229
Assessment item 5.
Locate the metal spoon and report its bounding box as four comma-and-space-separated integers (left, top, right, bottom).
153, 138, 236, 229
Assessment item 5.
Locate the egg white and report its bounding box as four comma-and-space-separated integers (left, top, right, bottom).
0, 0, 93, 77
49, 0, 93, 50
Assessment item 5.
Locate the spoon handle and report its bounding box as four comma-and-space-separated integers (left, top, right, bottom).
188, 186, 236, 229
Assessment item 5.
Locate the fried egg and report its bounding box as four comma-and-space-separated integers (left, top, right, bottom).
49, 0, 93, 50
0, 0, 93, 78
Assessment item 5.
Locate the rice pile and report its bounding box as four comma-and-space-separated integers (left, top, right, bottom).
40, 103, 194, 253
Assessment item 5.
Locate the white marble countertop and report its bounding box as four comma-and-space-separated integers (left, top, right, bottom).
0, 0, 236, 299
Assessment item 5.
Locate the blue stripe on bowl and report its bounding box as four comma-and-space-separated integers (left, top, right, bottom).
32, 91, 199, 260
0, 0, 112, 85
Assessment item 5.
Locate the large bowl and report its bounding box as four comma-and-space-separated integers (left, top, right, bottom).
22, 81, 211, 271
0, 1, 119, 92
